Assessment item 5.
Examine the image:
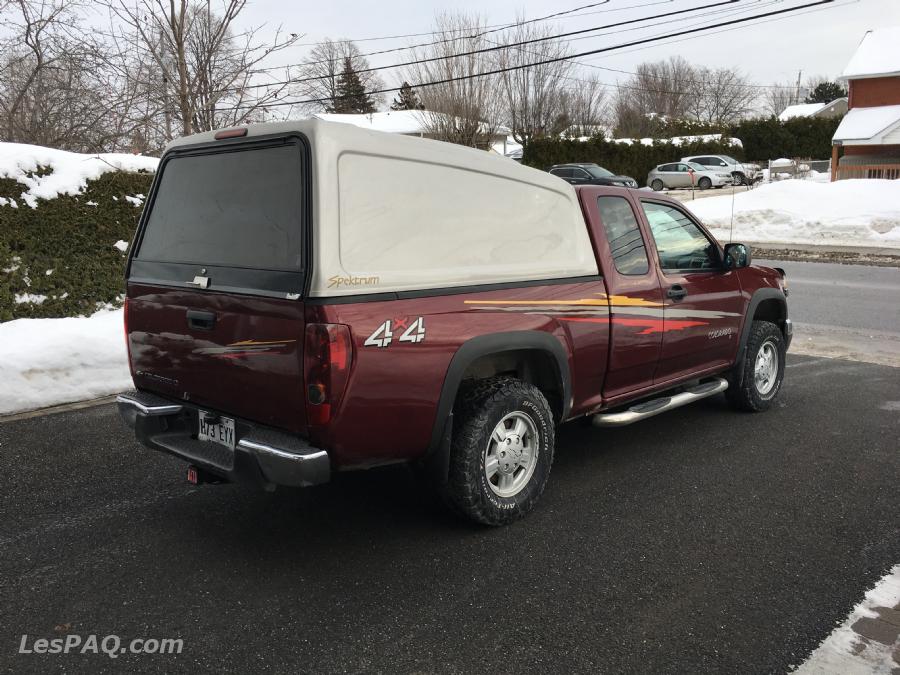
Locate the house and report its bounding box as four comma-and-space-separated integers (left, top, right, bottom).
312, 110, 510, 152
777, 98, 848, 121
831, 26, 900, 180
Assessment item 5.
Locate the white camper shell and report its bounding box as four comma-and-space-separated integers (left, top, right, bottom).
165, 119, 598, 298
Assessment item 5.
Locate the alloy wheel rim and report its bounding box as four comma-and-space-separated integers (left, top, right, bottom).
483, 411, 539, 498
754, 340, 779, 396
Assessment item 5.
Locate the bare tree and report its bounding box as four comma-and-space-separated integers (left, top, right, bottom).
760, 82, 798, 118
106, 0, 299, 139
294, 39, 383, 113
686, 67, 757, 125
405, 12, 504, 149
612, 56, 694, 136
558, 73, 606, 138
495, 19, 573, 149
0, 0, 131, 151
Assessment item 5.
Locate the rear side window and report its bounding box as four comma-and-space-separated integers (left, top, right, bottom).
551, 167, 572, 178
596, 196, 649, 275
137, 144, 303, 271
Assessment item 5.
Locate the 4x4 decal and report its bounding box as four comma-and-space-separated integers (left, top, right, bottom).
364, 317, 426, 348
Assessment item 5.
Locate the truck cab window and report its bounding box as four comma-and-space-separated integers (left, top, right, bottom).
641, 201, 719, 271
597, 196, 649, 275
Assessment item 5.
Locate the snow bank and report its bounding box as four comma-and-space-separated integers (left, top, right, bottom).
0, 309, 131, 415
612, 133, 742, 147
688, 179, 900, 248
0, 142, 158, 207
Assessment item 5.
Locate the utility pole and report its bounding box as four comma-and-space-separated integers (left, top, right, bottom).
795, 69, 803, 105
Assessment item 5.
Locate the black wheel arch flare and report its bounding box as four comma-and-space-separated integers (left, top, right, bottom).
423, 331, 572, 477
734, 288, 788, 385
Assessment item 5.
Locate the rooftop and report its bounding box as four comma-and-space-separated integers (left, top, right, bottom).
840, 26, 900, 80
833, 104, 900, 144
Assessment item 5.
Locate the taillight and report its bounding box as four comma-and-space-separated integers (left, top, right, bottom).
123, 296, 130, 349
304, 323, 353, 426
123, 297, 134, 374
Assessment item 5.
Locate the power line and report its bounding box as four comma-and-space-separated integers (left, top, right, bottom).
579, 0, 855, 61
159, 0, 745, 98
216, 0, 835, 113
484, 0, 812, 92
244, 0, 648, 76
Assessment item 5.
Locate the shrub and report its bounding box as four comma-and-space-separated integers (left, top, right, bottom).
523, 136, 744, 184
730, 116, 841, 160
522, 116, 842, 180
0, 170, 154, 321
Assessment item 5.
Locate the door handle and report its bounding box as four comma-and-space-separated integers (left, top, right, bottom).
667, 285, 687, 300
187, 309, 216, 330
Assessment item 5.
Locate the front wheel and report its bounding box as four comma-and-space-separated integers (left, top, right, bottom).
441, 377, 555, 526
726, 321, 785, 412
698, 177, 712, 190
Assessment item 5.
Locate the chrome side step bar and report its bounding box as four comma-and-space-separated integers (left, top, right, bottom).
591, 378, 729, 428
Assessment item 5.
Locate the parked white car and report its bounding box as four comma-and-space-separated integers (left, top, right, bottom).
647, 161, 733, 191
681, 154, 761, 185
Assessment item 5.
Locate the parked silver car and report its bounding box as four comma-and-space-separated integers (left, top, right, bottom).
681, 154, 761, 185
647, 161, 732, 191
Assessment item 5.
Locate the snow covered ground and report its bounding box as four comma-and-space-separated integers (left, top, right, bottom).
688, 179, 900, 249
0, 309, 132, 416
0, 142, 158, 207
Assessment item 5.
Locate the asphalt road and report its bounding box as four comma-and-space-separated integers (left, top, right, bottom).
758, 259, 900, 366
1, 354, 898, 674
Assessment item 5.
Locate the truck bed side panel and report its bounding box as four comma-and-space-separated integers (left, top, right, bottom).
309, 280, 609, 468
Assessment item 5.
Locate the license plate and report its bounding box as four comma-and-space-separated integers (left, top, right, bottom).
198, 412, 235, 450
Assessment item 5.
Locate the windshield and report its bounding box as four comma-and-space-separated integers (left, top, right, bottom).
687, 162, 707, 172
137, 143, 304, 271
720, 156, 738, 165
586, 165, 615, 178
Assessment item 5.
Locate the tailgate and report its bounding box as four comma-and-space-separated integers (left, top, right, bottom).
125, 134, 310, 432
127, 285, 306, 432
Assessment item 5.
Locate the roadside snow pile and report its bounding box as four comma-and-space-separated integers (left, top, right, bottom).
689, 179, 900, 248
0, 142, 158, 208
613, 133, 742, 147
0, 309, 130, 415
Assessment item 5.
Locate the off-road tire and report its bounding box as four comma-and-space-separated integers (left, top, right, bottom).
726, 321, 785, 412
441, 377, 555, 526
650, 179, 664, 191
698, 176, 712, 190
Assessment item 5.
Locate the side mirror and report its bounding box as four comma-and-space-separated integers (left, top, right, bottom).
723, 242, 752, 269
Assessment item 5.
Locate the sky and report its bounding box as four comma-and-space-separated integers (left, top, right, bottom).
233, 0, 900, 106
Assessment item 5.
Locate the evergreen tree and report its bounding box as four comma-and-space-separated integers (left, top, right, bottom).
804, 81, 847, 104
330, 57, 375, 113
390, 81, 425, 111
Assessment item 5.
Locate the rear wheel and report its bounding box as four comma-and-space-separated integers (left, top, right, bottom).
650, 179, 664, 191
698, 177, 712, 190
726, 321, 785, 412
441, 377, 555, 526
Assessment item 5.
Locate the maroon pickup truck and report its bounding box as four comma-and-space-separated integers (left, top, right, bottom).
117, 120, 791, 525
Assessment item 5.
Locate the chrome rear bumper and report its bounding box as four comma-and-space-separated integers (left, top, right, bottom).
117, 390, 330, 489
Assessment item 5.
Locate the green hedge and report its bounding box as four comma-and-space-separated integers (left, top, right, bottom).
730, 116, 841, 160
0, 170, 154, 321
523, 116, 842, 178
523, 137, 744, 184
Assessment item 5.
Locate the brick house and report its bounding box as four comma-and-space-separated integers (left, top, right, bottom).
831, 26, 900, 180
